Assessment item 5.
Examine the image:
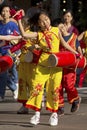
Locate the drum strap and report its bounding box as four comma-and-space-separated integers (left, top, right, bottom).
42, 32, 52, 49
67, 33, 77, 50
38, 30, 59, 50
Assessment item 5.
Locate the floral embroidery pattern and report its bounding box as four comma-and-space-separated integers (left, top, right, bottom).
51, 87, 59, 102
19, 78, 24, 96
31, 83, 42, 98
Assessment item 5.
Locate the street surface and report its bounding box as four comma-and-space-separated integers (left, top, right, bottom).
0, 86, 87, 130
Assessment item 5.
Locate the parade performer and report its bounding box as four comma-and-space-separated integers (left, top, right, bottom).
58, 23, 82, 115
16, 16, 37, 114
17, 10, 80, 126
0, 34, 21, 100
0, 4, 21, 100
77, 31, 87, 87
63, 10, 79, 35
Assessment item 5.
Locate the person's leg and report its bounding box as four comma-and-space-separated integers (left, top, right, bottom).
7, 63, 19, 99
58, 83, 64, 116
64, 68, 81, 112
17, 62, 29, 114
0, 71, 7, 100
7, 63, 18, 91
26, 65, 49, 125
46, 67, 62, 126
78, 66, 87, 88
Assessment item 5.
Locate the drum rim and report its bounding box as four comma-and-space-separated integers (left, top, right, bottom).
24, 51, 33, 63
48, 54, 58, 67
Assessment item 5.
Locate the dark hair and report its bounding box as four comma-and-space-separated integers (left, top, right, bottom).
0, 4, 11, 14
63, 9, 73, 17
63, 9, 74, 24
28, 9, 49, 31
29, 9, 49, 25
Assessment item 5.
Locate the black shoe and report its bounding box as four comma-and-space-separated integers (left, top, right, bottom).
71, 97, 81, 113
17, 106, 28, 114
58, 107, 64, 116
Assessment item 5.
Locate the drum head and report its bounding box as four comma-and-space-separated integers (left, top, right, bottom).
24, 51, 33, 63
48, 54, 58, 67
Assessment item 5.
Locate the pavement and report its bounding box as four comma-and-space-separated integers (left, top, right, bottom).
0, 86, 87, 130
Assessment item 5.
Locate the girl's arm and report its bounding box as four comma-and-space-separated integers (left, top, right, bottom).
78, 31, 85, 41
77, 46, 83, 56
0, 35, 22, 41
59, 31, 78, 54
0, 41, 6, 47
18, 19, 38, 39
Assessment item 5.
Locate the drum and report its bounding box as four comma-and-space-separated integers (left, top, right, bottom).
0, 55, 13, 73
48, 51, 76, 67
24, 51, 33, 63
48, 51, 86, 68
73, 56, 86, 68
24, 49, 42, 64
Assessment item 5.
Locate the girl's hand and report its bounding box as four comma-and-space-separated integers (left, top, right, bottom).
76, 53, 82, 59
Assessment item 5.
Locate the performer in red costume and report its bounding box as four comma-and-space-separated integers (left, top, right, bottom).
58, 23, 82, 115
63, 10, 79, 35
77, 31, 87, 88
62, 9, 86, 89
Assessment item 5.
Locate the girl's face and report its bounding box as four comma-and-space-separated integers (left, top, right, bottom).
1, 7, 11, 20
38, 13, 51, 31
63, 12, 73, 24
58, 23, 67, 34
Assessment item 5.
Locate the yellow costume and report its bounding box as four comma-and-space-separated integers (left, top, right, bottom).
83, 31, 87, 58
18, 30, 36, 104
26, 27, 62, 112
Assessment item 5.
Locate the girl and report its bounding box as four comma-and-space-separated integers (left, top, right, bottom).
58, 23, 82, 116
17, 10, 80, 126
17, 16, 37, 114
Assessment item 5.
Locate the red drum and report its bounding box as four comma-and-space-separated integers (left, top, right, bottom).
24, 49, 42, 64
0, 55, 13, 73
48, 51, 76, 67
48, 51, 86, 68
73, 56, 86, 68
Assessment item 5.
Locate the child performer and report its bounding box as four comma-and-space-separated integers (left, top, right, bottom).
17, 16, 37, 114
58, 23, 82, 115
77, 31, 87, 87
17, 10, 80, 126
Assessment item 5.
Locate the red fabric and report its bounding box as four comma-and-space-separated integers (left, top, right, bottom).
25, 104, 41, 111
59, 68, 79, 104
10, 8, 16, 16
78, 65, 87, 87
32, 49, 43, 64
0, 55, 13, 73
79, 40, 86, 49
14, 10, 23, 20
10, 40, 26, 53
